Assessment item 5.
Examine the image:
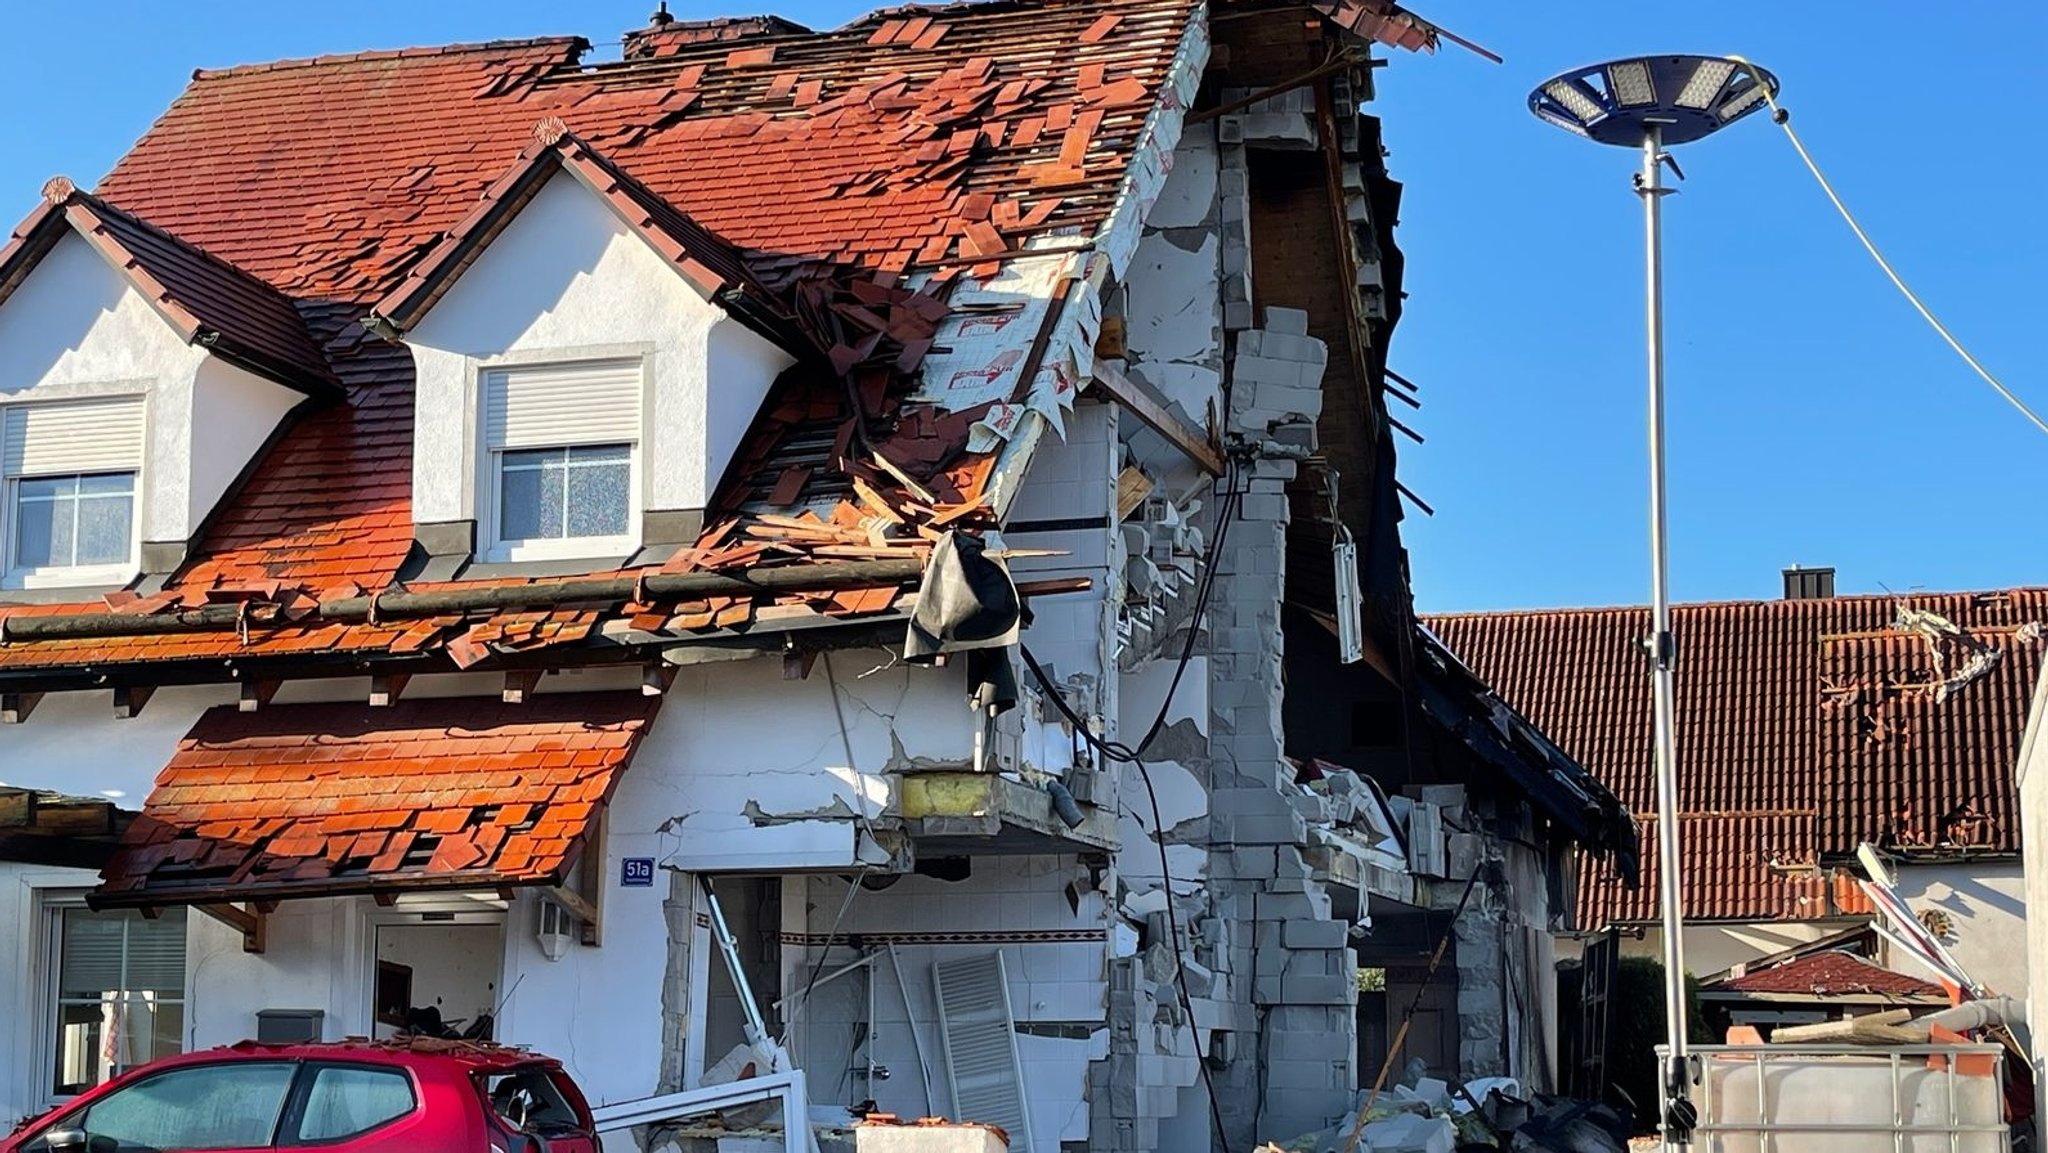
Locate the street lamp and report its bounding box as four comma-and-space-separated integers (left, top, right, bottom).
1528, 55, 1778, 1148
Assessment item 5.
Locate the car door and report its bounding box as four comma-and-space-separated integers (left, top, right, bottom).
275, 1063, 431, 1152
20, 1060, 297, 1152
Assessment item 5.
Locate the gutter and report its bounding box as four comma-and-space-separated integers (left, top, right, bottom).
0, 557, 930, 643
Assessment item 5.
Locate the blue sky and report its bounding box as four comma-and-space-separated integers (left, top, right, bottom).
4, 3, 2041, 613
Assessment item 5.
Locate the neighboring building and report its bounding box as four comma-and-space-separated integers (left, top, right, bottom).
1428, 578, 2047, 1001
1693, 928, 1948, 1040
0, 2, 1633, 1149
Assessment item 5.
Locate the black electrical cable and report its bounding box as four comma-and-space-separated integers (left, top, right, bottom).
1020, 463, 1241, 1149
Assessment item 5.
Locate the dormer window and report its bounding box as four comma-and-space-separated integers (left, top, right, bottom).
2, 396, 144, 588
481, 359, 643, 562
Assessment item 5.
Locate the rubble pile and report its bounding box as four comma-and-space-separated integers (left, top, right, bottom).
1260, 1070, 1632, 1153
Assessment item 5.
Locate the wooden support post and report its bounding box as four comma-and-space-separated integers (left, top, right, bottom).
501, 669, 545, 704
642, 663, 678, 697
575, 811, 606, 948
549, 884, 602, 944
239, 681, 280, 712
369, 674, 410, 707
113, 685, 155, 720
196, 903, 267, 954
1, 691, 43, 724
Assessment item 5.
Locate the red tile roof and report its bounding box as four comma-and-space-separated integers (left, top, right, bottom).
1425, 589, 2048, 924
0, 0, 1219, 673
0, 180, 336, 394
93, 693, 657, 906
371, 122, 785, 334
1706, 950, 1944, 1000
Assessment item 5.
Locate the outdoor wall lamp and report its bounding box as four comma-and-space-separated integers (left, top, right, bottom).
1528, 54, 1778, 1152
537, 897, 576, 962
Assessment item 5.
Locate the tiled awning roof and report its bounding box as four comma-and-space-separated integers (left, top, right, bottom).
1426, 588, 2048, 925
1704, 950, 1944, 1000
92, 694, 657, 908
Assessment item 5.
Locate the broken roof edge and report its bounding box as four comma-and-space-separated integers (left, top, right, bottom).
188, 36, 589, 80
982, 1, 1211, 519
368, 121, 802, 358
1413, 622, 1641, 875
0, 179, 341, 397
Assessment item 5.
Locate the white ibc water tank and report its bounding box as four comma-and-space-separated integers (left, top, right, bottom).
1694, 1049, 2006, 1153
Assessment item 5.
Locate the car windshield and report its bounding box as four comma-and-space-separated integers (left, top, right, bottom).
480, 1068, 583, 1138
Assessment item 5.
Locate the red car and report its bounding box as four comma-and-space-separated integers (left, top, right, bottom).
4, 1038, 599, 1153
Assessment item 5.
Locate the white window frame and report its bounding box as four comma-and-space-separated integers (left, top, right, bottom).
36, 894, 188, 1110
1, 395, 146, 590
476, 358, 644, 564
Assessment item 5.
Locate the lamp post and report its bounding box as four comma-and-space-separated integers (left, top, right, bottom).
1528, 55, 1778, 1149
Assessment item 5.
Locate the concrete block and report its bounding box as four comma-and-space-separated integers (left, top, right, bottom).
1282, 917, 1349, 950
1280, 973, 1358, 1005
1256, 889, 1331, 922
1267, 1058, 1343, 1092
1262, 306, 1309, 335
1267, 1026, 1356, 1063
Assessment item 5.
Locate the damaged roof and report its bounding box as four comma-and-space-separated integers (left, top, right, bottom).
1426, 589, 2048, 926
94, 695, 657, 907
1704, 950, 1944, 1001
0, 0, 1222, 675
0, 179, 337, 395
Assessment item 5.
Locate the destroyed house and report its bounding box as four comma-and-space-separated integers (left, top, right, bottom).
1428, 584, 2048, 1003
0, 1, 1627, 1148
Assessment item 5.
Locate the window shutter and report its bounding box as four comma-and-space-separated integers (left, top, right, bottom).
60, 909, 186, 997
483, 361, 642, 451
932, 952, 1034, 1152
2, 397, 147, 477
123, 910, 188, 992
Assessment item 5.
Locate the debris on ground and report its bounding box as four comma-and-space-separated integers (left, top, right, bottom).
1257, 1069, 1631, 1152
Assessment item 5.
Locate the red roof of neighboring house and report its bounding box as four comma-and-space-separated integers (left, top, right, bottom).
0, 0, 1221, 674
1707, 950, 1945, 1000
0, 181, 336, 394
94, 694, 657, 907
1425, 589, 2048, 924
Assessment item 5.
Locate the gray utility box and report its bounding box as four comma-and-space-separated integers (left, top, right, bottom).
254, 1009, 325, 1044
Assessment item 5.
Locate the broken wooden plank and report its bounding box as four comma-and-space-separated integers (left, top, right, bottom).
1090, 360, 1225, 477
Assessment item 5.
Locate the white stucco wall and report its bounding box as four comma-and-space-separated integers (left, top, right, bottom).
1612, 920, 1851, 980
184, 357, 300, 538
404, 170, 795, 531
0, 232, 300, 555
1890, 860, 2028, 1001
0, 655, 982, 1124
2017, 659, 2048, 1151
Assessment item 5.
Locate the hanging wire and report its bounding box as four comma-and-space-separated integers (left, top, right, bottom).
1727, 56, 2048, 438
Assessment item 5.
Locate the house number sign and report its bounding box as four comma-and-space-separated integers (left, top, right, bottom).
620, 858, 656, 887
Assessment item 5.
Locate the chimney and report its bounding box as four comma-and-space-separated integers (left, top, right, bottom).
623, 12, 813, 60
1782, 566, 1836, 601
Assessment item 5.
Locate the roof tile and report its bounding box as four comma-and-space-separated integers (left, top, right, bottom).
1427, 589, 2048, 924
95, 694, 657, 905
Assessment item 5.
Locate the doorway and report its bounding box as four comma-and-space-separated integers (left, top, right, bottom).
371, 915, 507, 1040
